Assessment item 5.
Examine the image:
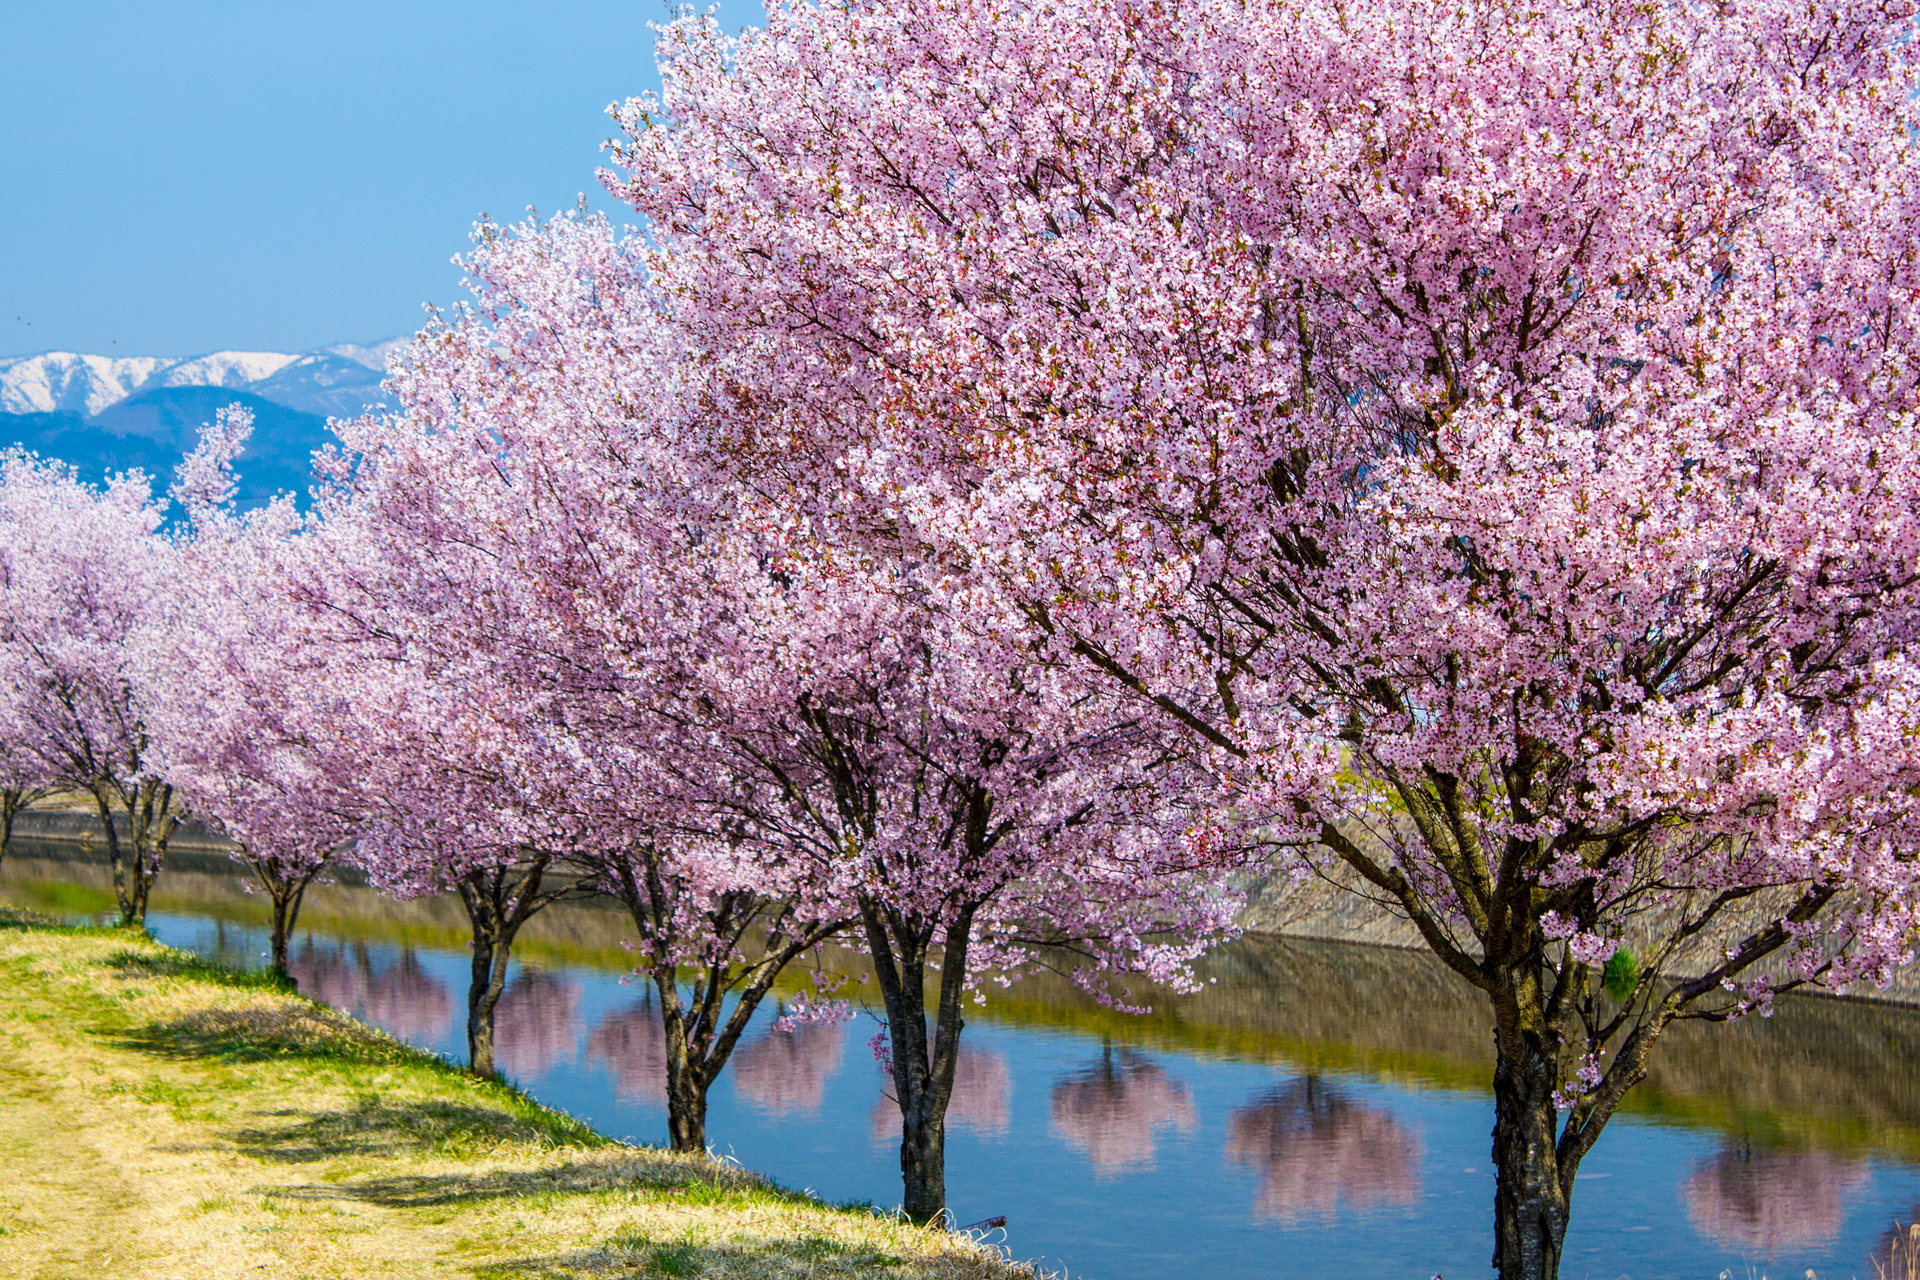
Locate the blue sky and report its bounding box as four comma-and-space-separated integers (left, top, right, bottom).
1, 0, 762, 358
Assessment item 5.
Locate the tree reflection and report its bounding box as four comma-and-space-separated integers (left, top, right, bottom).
871, 1043, 1012, 1141
1224, 1076, 1421, 1222
732, 1019, 847, 1116
289, 941, 452, 1041
1681, 1140, 1870, 1252
1049, 1044, 1197, 1176
586, 996, 669, 1100
493, 967, 583, 1079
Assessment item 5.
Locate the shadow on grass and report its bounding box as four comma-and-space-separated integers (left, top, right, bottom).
108, 1002, 417, 1067
469, 1236, 928, 1280
267, 1149, 745, 1207
235, 1092, 617, 1168
103, 947, 297, 994
108, 995, 607, 1152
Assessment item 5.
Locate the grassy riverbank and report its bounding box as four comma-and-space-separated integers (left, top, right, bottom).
0, 908, 1032, 1280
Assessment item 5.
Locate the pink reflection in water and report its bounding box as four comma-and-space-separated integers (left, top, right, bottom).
1681, 1140, 1870, 1253
869, 1044, 1013, 1142
587, 998, 668, 1101
733, 1020, 847, 1116
290, 942, 452, 1041
1225, 1077, 1422, 1223
494, 968, 584, 1079
1049, 1045, 1197, 1177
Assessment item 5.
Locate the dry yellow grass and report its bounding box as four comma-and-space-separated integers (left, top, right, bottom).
0, 909, 1038, 1280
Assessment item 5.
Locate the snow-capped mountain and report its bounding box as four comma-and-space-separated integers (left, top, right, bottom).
0, 353, 173, 417
0, 339, 408, 506
0, 340, 402, 420
139, 350, 302, 394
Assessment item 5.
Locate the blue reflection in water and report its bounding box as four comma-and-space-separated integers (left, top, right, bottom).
137, 907, 1920, 1280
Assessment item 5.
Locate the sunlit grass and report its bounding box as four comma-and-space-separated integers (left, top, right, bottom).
0, 906, 1034, 1279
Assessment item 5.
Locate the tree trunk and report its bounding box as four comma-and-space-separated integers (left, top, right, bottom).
863, 898, 976, 1225
899, 1098, 948, 1223
93, 786, 135, 924
0, 787, 22, 874
464, 917, 512, 1078
664, 1047, 710, 1153
642, 945, 829, 1154
455, 861, 559, 1079
645, 954, 736, 1155
605, 857, 845, 1158
1489, 971, 1573, 1280
94, 786, 151, 926
92, 779, 177, 927
268, 879, 306, 982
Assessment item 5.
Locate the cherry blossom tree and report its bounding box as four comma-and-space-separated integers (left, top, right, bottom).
610, 0, 1920, 1272
0, 766, 52, 875
271, 521, 592, 1078
0, 449, 178, 924
297, 212, 852, 1107
0, 657, 55, 874
265, 432, 575, 1071
0, 556, 56, 875
666, 559, 1239, 1220
310, 208, 1244, 1197
137, 408, 353, 977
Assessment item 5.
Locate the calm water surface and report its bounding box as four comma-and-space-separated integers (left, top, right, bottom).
7, 842, 1920, 1280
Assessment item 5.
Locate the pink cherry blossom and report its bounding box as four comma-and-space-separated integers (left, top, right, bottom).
0, 447, 178, 923
136, 408, 354, 975
609, 0, 1920, 1271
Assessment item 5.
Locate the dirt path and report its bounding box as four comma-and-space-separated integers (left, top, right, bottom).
0, 1051, 144, 1278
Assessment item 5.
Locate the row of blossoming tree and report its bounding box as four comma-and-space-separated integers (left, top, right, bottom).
2, 0, 1919, 1274
0, 234, 1239, 1226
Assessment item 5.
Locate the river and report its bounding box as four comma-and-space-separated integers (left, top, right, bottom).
4, 839, 1918, 1279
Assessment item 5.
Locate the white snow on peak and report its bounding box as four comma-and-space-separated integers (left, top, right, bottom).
141, 350, 301, 392
0, 352, 172, 416
0, 341, 402, 419
319, 339, 407, 371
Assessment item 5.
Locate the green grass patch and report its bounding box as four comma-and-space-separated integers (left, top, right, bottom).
105, 946, 299, 993
0, 914, 1027, 1279
0, 902, 132, 937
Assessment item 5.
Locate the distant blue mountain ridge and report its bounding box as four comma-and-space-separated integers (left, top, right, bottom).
0, 342, 400, 507
3, 388, 335, 507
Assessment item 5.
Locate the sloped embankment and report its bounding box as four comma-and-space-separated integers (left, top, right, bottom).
0, 909, 1030, 1280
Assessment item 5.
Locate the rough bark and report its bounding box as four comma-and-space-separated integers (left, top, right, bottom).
1490, 1017, 1572, 1279
639, 896, 843, 1155
0, 787, 26, 874
455, 858, 570, 1079
91, 777, 179, 927
268, 878, 309, 982
600, 844, 850, 1155
863, 897, 976, 1224
232, 841, 324, 983
663, 1043, 711, 1153
466, 922, 511, 1078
